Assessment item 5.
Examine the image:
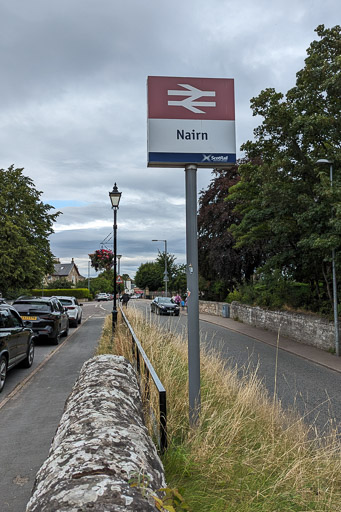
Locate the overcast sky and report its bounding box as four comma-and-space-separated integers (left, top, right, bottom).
0, 0, 339, 279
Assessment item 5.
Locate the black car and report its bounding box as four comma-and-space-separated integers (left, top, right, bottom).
0, 304, 35, 393
150, 297, 180, 316
12, 296, 69, 345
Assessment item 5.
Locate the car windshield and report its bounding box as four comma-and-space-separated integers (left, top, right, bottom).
159, 298, 174, 304
13, 302, 52, 312
59, 299, 73, 305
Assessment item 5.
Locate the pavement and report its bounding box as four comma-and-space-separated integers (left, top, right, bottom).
183, 310, 341, 374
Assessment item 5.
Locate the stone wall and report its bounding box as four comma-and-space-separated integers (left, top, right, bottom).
198, 300, 336, 351
26, 355, 166, 512
229, 302, 336, 351
199, 300, 226, 316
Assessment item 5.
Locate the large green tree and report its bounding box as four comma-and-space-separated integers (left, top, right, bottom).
229, 25, 341, 308
197, 165, 264, 300
135, 252, 187, 292
135, 261, 163, 290
0, 166, 60, 297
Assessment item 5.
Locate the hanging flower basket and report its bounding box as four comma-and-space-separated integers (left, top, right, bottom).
89, 249, 114, 271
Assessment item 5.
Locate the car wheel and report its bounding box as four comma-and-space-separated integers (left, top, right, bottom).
51, 331, 61, 345
78, 315, 82, 325
62, 321, 69, 337
21, 341, 35, 368
0, 355, 7, 393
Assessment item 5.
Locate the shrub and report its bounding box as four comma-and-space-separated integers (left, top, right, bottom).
32, 288, 91, 299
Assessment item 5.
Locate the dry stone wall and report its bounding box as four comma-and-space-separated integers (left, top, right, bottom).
229, 302, 336, 351
199, 300, 226, 316
198, 300, 336, 351
26, 355, 166, 512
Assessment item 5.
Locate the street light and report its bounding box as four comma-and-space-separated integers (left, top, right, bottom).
152, 239, 168, 297
109, 183, 122, 331
316, 159, 339, 356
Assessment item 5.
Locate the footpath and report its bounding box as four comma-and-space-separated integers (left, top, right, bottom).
183, 309, 341, 374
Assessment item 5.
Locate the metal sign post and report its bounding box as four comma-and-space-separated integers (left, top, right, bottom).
185, 164, 201, 426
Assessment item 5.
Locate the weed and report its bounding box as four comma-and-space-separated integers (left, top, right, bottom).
98, 310, 341, 511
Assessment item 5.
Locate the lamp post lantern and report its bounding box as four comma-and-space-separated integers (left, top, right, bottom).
152, 239, 168, 296
316, 159, 339, 356
109, 183, 122, 331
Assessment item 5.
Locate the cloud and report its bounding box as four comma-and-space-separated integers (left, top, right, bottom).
0, 0, 339, 277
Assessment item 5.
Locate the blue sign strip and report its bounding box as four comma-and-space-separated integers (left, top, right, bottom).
148, 152, 236, 166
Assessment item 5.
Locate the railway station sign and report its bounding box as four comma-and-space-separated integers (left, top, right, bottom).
147, 76, 236, 168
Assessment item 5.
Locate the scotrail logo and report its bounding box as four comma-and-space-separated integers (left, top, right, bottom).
202, 154, 229, 163
167, 84, 216, 114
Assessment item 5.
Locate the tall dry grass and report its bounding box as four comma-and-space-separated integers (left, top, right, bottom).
97, 310, 341, 511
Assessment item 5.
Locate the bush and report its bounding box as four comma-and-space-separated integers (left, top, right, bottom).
32, 288, 91, 299
226, 277, 320, 313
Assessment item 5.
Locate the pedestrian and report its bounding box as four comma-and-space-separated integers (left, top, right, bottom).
121, 293, 130, 307
181, 299, 185, 310
174, 294, 181, 306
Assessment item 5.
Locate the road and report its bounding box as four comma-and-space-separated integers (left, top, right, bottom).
130, 299, 341, 435
0, 301, 110, 512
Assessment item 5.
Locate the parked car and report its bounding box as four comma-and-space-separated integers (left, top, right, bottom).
12, 296, 69, 345
96, 293, 109, 301
150, 297, 180, 316
0, 303, 35, 393
54, 296, 83, 327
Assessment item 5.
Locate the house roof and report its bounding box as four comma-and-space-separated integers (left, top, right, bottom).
53, 261, 82, 278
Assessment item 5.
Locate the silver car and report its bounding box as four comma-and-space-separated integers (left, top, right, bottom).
54, 296, 83, 327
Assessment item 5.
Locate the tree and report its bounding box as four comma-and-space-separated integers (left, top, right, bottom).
0, 166, 60, 297
197, 165, 264, 300
171, 264, 187, 294
135, 254, 187, 292
135, 261, 163, 290
88, 269, 114, 296
229, 25, 341, 309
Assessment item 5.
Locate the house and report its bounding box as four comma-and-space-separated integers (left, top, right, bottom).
46, 258, 84, 286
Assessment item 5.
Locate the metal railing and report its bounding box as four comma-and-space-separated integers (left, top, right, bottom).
120, 306, 167, 453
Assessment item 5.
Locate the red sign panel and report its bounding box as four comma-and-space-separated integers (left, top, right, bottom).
148, 76, 235, 121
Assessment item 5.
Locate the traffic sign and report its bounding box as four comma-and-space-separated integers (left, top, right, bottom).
116, 276, 123, 284
147, 76, 236, 168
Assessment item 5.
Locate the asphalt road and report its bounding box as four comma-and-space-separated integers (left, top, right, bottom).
130, 299, 341, 435
0, 301, 110, 512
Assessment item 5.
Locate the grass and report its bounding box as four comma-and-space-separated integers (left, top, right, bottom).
97, 309, 341, 511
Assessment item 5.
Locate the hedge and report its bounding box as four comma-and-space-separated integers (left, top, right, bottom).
32, 289, 91, 300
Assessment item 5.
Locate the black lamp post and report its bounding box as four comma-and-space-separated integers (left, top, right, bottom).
109, 183, 122, 331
